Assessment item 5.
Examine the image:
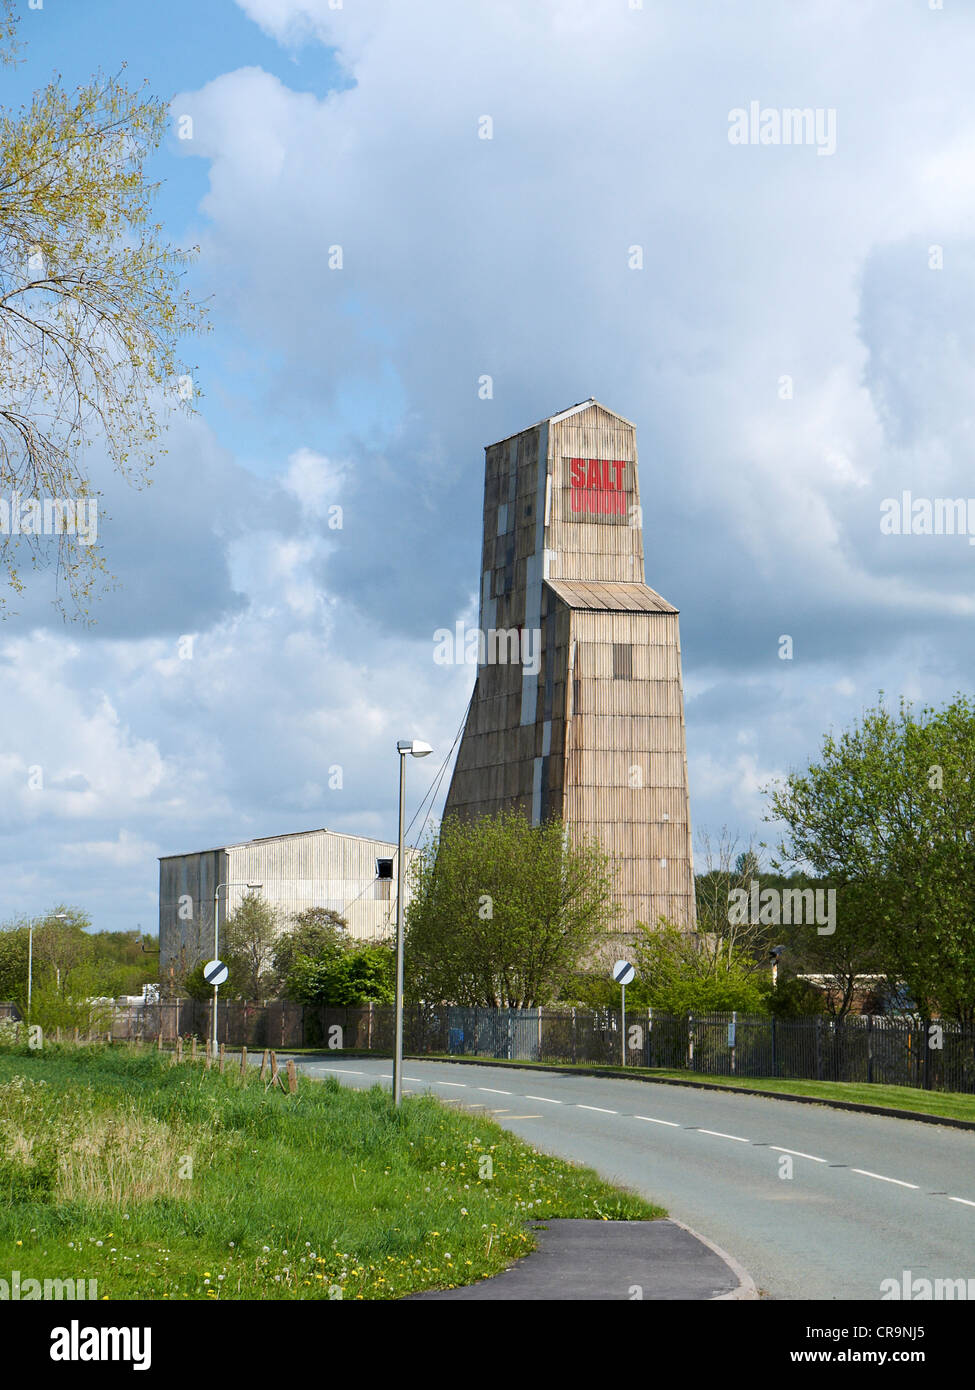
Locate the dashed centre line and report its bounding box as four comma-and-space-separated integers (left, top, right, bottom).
634, 1115, 680, 1127
479, 1088, 512, 1095
578, 1105, 618, 1115
949, 1197, 975, 1208
698, 1129, 750, 1143
770, 1146, 828, 1163
524, 1095, 561, 1104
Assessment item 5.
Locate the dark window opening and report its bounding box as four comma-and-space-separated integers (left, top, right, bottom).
613, 643, 633, 679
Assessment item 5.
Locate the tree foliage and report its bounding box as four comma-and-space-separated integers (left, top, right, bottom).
767, 694, 975, 1025
285, 945, 394, 1007
633, 919, 770, 1014
0, 2, 206, 618
405, 811, 620, 1007
221, 892, 279, 1002
271, 907, 348, 983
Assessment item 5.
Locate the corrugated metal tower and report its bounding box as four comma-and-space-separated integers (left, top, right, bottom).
443, 399, 695, 931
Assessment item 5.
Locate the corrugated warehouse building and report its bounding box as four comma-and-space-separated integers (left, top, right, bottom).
443, 399, 696, 932
158, 827, 412, 985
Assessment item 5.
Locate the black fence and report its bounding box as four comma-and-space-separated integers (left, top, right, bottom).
56, 1001, 975, 1096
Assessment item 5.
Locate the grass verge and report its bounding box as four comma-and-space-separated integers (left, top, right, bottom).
403, 1053, 975, 1124
0, 1043, 662, 1300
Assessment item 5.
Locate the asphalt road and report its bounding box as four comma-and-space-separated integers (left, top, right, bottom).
284, 1054, 975, 1300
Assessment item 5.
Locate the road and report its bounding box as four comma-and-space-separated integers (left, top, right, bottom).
284, 1054, 975, 1300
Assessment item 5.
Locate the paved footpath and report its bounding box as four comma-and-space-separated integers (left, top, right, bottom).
280, 1054, 975, 1300
408, 1217, 750, 1300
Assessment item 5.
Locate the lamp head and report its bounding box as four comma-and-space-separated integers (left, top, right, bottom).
397, 739, 432, 757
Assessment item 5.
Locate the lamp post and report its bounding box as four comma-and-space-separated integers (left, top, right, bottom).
26, 911, 69, 1024
393, 739, 432, 1107
211, 881, 263, 1049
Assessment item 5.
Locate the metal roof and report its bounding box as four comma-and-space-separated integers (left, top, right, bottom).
158, 826, 402, 862
488, 398, 635, 448
544, 579, 678, 614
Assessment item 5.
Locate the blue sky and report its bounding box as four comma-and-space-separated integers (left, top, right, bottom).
2, 0, 974, 933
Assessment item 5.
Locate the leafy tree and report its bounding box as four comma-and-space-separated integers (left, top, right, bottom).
286, 945, 394, 1007
222, 892, 279, 1001
767, 695, 975, 1025
405, 811, 620, 1007
766, 973, 828, 1019
0, 0, 206, 618
271, 907, 348, 983
770, 877, 887, 1018
0, 923, 28, 1002
30, 907, 93, 984
633, 919, 770, 1014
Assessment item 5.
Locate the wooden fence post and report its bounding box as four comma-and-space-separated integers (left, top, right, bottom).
176, 1037, 183, 1064
240, 1046, 248, 1079
286, 1058, 297, 1094
191, 1037, 197, 1061
270, 1050, 279, 1085
219, 1043, 226, 1074
205, 1038, 212, 1069
260, 1049, 269, 1082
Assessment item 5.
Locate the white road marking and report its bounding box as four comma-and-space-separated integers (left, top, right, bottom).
320, 1068, 365, 1075
578, 1105, 618, 1115
770, 1146, 828, 1163
524, 1095, 561, 1104
634, 1115, 680, 1127
480, 1088, 512, 1095
433, 1081, 467, 1087
948, 1196, 975, 1208
698, 1129, 749, 1143
852, 1169, 919, 1189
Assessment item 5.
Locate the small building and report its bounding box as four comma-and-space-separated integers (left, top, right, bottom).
158, 827, 410, 986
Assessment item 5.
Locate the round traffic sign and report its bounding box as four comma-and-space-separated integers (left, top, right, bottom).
613, 959, 635, 986
204, 958, 229, 986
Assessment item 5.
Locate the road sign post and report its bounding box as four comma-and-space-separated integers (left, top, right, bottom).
612, 960, 635, 1067
204, 960, 229, 1049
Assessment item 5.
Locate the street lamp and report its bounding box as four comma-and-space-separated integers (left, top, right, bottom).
393, 739, 432, 1107
211, 880, 263, 1048
770, 945, 786, 990
26, 911, 69, 1024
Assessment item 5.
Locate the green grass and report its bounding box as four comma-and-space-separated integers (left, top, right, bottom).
637, 1070, 975, 1122
406, 1053, 975, 1124
0, 1043, 662, 1300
